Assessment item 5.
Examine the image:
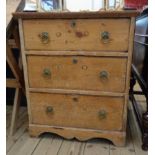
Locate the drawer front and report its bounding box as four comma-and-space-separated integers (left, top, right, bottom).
23, 19, 130, 51
27, 56, 127, 92
30, 93, 124, 131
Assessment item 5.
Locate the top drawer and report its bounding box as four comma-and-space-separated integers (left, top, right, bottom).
23, 19, 130, 51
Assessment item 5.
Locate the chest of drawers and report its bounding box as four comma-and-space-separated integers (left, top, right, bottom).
14, 10, 138, 146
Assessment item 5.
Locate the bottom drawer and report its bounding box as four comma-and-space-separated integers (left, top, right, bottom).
30, 93, 124, 131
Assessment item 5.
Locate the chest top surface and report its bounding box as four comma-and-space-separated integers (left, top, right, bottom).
13, 4, 139, 19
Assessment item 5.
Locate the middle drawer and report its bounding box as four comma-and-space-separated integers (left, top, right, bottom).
27, 55, 127, 92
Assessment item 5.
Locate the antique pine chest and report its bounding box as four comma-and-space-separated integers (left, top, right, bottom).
14, 10, 138, 146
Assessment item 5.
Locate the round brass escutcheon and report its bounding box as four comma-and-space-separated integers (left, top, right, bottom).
98, 110, 107, 119
46, 106, 54, 113
43, 68, 51, 78
72, 96, 78, 102
72, 58, 78, 64
100, 71, 108, 79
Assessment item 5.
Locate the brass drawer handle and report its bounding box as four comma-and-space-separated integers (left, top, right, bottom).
101, 31, 110, 43
38, 32, 49, 44
98, 110, 107, 119
46, 106, 54, 114
43, 68, 51, 78
100, 71, 108, 79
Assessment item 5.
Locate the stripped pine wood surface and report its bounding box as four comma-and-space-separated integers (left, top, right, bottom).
6, 99, 147, 155
23, 19, 130, 51
17, 14, 137, 145
27, 56, 127, 92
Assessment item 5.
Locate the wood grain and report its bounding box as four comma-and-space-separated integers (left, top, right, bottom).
29, 88, 125, 97
25, 50, 129, 57
18, 19, 32, 122
9, 88, 22, 136
29, 124, 126, 147
6, 79, 21, 88
6, 99, 148, 155
23, 19, 130, 51
13, 10, 140, 19
16, 11, 138, 147
27, 56, 127, 92
30, 92, 124, 131
122, 17, 136, 131
125, 17, 136, 93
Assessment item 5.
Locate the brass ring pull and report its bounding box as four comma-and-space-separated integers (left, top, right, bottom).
101, 31, 110, 43
100, 71, 108, 79
38, 32, 49, 44
43, 68, 51, 78
98, 110, 107, 119
46, 106, 54, 114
